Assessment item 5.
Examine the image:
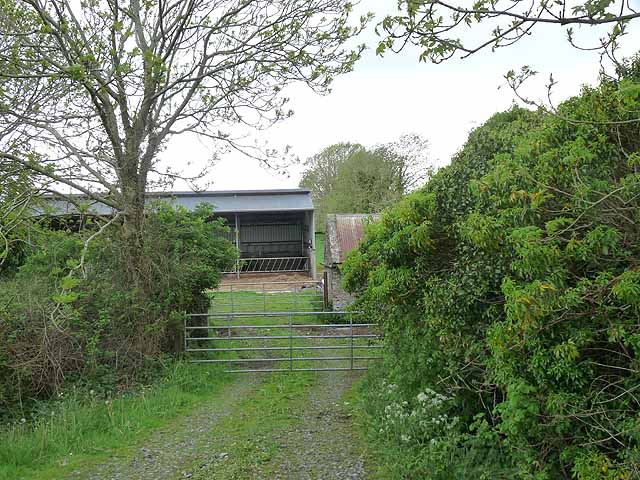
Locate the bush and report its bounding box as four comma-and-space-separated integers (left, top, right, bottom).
357, 367, 517, 479
0, 203, 235, 412
344, 70, 640, 478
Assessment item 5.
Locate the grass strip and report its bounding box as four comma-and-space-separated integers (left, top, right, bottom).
0, 362, 232, 480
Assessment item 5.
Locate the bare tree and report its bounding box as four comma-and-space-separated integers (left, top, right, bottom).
0, 0, 369, 277
377, 1, 639, 64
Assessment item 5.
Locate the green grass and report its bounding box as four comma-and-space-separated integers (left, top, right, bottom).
209, 289, 324, 313
0, 289, 377, 479
190, 370, 316, 479
0, 362, 233, 480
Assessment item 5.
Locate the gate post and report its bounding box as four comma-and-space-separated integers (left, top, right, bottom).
323, 271, 329, 311
289, 313, 293, 372
183, 315, 187, 353
350, 312, 354, 371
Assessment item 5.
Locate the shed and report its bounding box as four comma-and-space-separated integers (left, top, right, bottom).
324, 213, 380, 310
42, 189, 316, 278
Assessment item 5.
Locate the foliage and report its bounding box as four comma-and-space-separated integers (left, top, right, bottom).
343, 71, 640, 478
377, 1, 640, 64
300, 135, 431, 231
356, 368, 518, 479
0, 203, 235, 411
0, 362, 231, 480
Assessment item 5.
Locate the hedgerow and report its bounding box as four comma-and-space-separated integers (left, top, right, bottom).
0, 203, 235, 412
344, 61, 640, 478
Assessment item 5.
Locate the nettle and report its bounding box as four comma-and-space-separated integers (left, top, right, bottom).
345, 61, 640, 478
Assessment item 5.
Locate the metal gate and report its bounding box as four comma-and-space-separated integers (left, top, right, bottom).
210, 280, 325, 313
184, 311, 381, 373
223, 256, 310, 274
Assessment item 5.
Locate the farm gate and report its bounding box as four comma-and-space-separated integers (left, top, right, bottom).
184, 280, 381, 372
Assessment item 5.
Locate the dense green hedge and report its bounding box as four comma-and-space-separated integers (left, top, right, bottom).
344, 66, 640, 478
0, 203, 235, 412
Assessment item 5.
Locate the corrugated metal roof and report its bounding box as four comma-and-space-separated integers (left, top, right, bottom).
40, 189, 313, 215
325, 213, 380, 265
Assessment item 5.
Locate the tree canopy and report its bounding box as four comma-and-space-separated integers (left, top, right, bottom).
377, 1, 640, 64
300, 134, 430, 230
0, 0, 368, 233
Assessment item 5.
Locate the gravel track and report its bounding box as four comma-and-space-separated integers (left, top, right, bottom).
71, 319, 371, 480
262, 371, 367, 480
72, 370, 369, 480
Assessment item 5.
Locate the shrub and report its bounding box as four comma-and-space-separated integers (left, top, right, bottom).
345, 70, 640, 477
0, 202, 235, 412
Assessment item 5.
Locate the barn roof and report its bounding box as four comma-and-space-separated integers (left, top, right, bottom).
40, 189, 314, 216
325, 213, 380, 265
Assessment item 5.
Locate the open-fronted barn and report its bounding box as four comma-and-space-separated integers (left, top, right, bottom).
43, 189, 316, 278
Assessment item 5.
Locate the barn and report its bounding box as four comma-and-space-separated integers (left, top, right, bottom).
43, 189, 317, 278
324, 213, 380, 310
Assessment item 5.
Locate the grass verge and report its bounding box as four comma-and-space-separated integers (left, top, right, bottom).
0, 362, 232, 480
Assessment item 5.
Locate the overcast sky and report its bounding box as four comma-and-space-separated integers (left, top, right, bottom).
162, 0, 640, 192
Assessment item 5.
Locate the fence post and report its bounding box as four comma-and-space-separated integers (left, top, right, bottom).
350, 312, 354, 371
323, 271, 329, 311
289, 313, 293, 372
183, 315, 187, 353
227, 314, 232, 371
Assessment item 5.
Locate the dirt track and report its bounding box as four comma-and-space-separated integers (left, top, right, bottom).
72, 371, 369, 480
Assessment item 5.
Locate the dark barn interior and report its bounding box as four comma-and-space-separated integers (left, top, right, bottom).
41, 189, 316, 277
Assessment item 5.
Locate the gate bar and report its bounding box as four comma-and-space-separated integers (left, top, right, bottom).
188, 311, 363, 317
191, 356, 381, 363
185, 323, 377, 330
186, 345, 382, 352
224, 367, 370, 373
187, 334, 378, 341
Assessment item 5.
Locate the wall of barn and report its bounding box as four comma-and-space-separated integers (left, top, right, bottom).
327, 265, 355, 310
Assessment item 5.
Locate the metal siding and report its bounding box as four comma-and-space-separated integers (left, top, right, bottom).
240, 223, 302, 243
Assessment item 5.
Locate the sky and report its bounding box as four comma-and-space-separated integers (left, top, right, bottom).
162, 0, 640, 192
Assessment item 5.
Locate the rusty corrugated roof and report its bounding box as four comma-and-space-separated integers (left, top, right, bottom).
326, 214, 380, 264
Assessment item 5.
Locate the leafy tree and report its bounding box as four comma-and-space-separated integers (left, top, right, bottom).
0, 203, 235, 408
300, 142, 364, 230
377, 1, 640, 63
0, 0, 369, 282
300, 134, 430, 230
343, 67, 640, 477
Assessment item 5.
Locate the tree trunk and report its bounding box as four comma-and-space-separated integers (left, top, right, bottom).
120, 177, 147, 291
